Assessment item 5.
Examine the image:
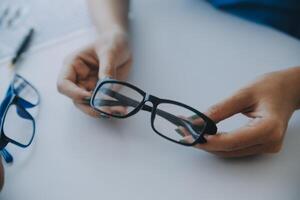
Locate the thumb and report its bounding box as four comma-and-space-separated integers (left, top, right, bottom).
206, 89, 253, 123
98, 51, 116, 80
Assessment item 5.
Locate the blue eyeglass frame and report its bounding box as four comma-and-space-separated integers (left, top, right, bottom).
0, 74, 40, 163
90, 78, 217, 146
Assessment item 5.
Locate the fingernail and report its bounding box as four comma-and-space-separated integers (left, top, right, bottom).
203, 134, 211, 140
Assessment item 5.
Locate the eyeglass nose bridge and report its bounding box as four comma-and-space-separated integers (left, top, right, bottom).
143, 93, 160, 109
143, 93, 161, 106
142, 93, 160, 123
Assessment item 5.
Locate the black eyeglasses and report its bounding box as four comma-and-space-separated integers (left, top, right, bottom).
90, 78, 217, 146
0, 74, 40, 163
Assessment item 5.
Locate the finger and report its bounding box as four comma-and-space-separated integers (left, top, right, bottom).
78, 49, 99, 69
208, 142, 282, 158
57, 57, 92, 101
196, 117, 271, 151
98, 51, 117, 80
78, 76, 98, 91
177, 127, 200, 144
98, 105, 128, 116
190, 116, 205, 126
109, 106, 128, 116
206, 88, 254, 123
210, 144, 265, 158
73, 59, 91, 80
73, 101, 102, 118
179, 135, 195, 144
115, 57, 132, 81
58, 79, 91, 101
177, 126, 191, 137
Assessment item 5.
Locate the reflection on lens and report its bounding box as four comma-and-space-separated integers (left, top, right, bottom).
153, 103, 206, 145
13, 76, 39, 105
92, 82, 144, 117
3, 104, 34, 146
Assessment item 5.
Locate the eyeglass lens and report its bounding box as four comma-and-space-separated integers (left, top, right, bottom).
93, 82, 144, 117
153, 103, 206, 144
3, 104, 34, 146
13, 75, 39, 105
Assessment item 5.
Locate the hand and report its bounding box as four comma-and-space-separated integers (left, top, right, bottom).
195, 67, 300, 157
57, 29, 132, 117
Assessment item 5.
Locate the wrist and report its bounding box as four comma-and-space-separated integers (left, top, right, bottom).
282, 66, 300, 110
98, 23, 128, 35
98, 24, 129, 41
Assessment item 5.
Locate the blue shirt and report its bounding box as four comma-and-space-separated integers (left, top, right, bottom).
209, 0, 300, 38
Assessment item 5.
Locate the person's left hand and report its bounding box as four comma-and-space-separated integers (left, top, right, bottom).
193, 67, 300, 157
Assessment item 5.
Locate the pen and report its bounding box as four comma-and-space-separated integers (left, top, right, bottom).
10, 27, 35, 68
0, 6, 9, 27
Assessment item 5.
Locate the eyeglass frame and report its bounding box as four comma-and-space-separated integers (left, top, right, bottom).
90, 78, 217, 146
0, 74, 40, 163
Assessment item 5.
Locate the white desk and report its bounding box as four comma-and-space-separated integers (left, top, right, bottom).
1, 0, 300, 199
0, 0, 91, 60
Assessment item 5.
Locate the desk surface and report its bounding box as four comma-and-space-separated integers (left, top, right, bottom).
0, 0, 91, 60
1, 0, 300, 199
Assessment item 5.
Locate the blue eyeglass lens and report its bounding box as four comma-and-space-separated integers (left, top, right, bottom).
13, 76, 39, 105
3, 104, 34, 146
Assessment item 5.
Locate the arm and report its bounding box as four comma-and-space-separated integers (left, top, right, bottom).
87, 0, 129, 33
57, 0, 132, 117
87, 0, 131, 80
195, 67, 300, 157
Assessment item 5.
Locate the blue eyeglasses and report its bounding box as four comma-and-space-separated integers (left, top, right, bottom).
0, 74, 40, 163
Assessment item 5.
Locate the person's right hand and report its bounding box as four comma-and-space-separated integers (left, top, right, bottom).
57, 29, 132, 117
194, 67, 300, 157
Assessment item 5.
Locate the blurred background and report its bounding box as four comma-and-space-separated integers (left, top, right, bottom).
0, 0, 92, 62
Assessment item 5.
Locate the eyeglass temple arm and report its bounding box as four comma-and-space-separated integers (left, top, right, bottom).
99, 88, 186, 126
99, 88, 203, 137
95, 99, 199, 133
1, 148, 13, 163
